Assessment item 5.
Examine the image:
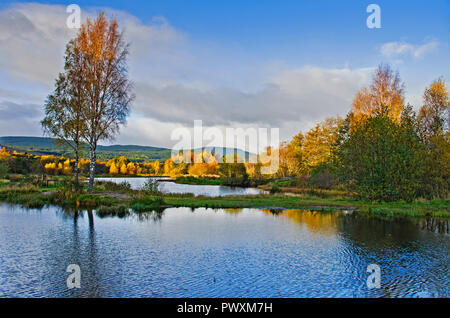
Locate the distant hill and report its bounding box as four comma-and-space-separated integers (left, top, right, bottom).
0, 136, 252, 162
0, 136, 172, 162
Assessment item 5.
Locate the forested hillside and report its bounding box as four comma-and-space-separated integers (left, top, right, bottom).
0, 136, 171, 162
0, 137, 251, 163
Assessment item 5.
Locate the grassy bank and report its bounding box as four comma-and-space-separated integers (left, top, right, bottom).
0, 179, 448, 219
0, 181, 163, 214
174, 176, 221, 185
161, 194, 449, 218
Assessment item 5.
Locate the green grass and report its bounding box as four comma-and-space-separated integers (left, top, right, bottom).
175, 176, 221, 185
130, 197, 165, 213
159, 194, 449, 218
161, 194, 353, 209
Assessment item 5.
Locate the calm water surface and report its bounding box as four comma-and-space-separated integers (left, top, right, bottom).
0, 204, 448, 298
96, 177, 262, 197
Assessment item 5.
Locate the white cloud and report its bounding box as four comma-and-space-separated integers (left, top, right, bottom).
0, 100, 43, 137
0, 3, 185, 86
132, 66, 370, 126
380, 40, 439, 59
124, 66, 371, 148
0, 100, 42, 120
0, 3, 373, 149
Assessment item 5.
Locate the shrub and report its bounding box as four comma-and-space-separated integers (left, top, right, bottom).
106, 180, 131, 191
96, 180, 131, 192
296, 176, 311, 187
310, 165, 336, 189
337, 107, 427, 202
52, 177, 84, 202
8, 174, 23, 182
219, 177, 250, 187
218, 162, 249, 187
61, 177, 83, 192
119, 181, 131, 190
0, 163, 8, 179
269, 183, 282, 194
23, 197, 46, 209
141, 178, 160, 195
23, 175, 41, 186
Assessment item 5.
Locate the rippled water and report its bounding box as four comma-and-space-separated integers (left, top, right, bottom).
96, 177, 262, 197
0, 204, 448, 298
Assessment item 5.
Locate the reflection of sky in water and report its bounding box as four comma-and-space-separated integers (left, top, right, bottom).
96, 177, 262, 197
0, 205, 448, 298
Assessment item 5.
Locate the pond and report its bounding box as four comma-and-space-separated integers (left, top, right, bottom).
0, 204, 448, 298
95, 177, 262, 196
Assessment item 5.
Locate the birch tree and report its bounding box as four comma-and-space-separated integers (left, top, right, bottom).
41, 39, 85, 185
350, 64, 405, 128
75, 13, 133, 192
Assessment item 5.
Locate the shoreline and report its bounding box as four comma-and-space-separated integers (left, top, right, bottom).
1, 176, 448, 219
1, 184, 448, 219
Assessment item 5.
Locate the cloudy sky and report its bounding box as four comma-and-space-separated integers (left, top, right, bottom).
0, 0, 449, 151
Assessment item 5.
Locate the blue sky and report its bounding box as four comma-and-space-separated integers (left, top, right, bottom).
0, 1, 448, 148
5, 0, 446, 66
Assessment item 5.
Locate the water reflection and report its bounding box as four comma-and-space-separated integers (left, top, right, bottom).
0, 204, 448, 298
223, 208, 244, 215
132, 210, 165, 223
419, 218, 449, 234
48, 208, 103, 297
267, 209, 337, 236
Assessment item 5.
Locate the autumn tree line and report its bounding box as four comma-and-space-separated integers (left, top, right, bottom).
276, 64, 449, 201
0, 147, 250, 184
0, 149, 158, 178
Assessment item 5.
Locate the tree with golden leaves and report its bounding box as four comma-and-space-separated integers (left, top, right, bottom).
417, 77, 449, 140
127, 162, 136, 175
74, 13, 134, 192
109, 162, 118, 175
42, 37, 85, 185
152, 160, 161, 175
188, 163, 209, 176
277, 141, 300, 177
63, 159, 73, 175
350, 64, 405, 127
164, 158, 174, 175
417, 78, 449, 198
120, 163, 128, 175
300, 117, 343, 175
